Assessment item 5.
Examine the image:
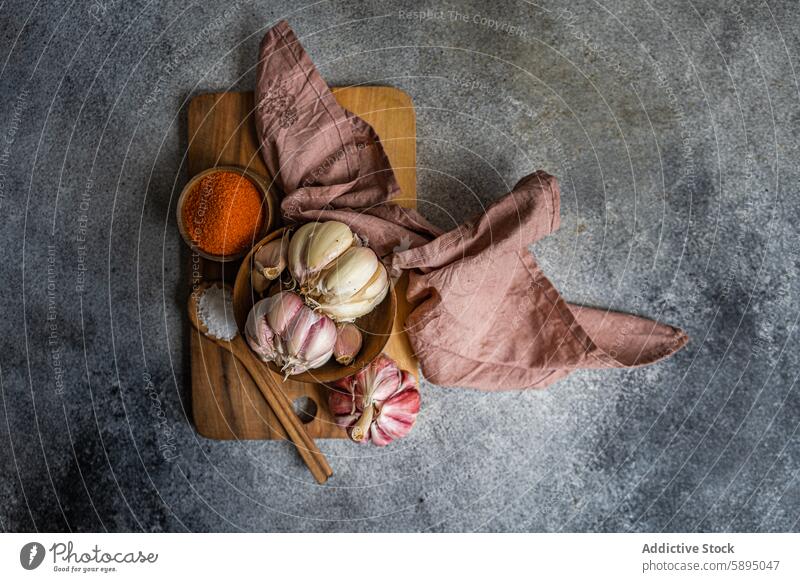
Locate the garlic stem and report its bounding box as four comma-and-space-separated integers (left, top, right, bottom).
349, 404, 375, 442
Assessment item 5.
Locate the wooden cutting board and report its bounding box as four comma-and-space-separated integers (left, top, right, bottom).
186, 87, 418, 439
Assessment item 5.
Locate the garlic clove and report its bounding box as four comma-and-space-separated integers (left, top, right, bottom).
245, 298, 277, 362
376, 382, 420, 432
288, 221, 355, 285
319, 291, 388, 322
284, 307, 321, 359
370, 423, 393, 447
328, 387, 357, 420
287, 222, 314, 283
319, 262, 389, 321
352, 354, 389, 403
318, 246, 378, 301
333, 323, 363, 365
370, 377, 420, 447
253, 234, 288, 282
251, 269, 269, 295
306, 221, 356, 272
305, 317, 337, 364
303, 347, 336, 371
369, 356, 405, 402
265, 291, 303, 336
285, 308, 336, 370
350, 261, 389, 303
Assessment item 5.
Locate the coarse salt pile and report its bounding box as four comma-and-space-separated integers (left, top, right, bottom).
198, 285, 238, 340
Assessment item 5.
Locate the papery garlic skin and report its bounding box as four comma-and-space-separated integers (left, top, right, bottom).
333, 323, 363, 365
328, 354, 420, 446
245, 291, 336, 376
287, 221, 390, 322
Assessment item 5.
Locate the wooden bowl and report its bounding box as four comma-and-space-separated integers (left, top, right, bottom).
232, 227, 396, 384
176, 165, 277, 262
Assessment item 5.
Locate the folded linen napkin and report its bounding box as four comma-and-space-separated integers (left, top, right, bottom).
255, 21, 688, 390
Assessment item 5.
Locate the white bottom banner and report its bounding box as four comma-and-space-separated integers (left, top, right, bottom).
1, 533, 797, 580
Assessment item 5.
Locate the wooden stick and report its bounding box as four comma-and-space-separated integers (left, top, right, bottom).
188, 285, 332, 483
256, 369, 334, 479
228, 337, 333, 484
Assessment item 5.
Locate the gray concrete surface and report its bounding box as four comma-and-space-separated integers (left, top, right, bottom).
1, 0, 799, 532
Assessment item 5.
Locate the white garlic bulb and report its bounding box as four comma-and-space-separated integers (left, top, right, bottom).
287, 221, 389, 322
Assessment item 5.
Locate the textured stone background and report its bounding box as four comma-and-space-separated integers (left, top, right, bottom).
1, 0, 798, 532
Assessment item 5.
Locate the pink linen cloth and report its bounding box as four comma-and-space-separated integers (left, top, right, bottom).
254, 21, 688, 390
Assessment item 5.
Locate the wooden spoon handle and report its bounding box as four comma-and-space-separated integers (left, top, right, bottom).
228, 337, 333, 484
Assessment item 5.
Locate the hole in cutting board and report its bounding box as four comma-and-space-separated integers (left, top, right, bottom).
292, 396, 318, 424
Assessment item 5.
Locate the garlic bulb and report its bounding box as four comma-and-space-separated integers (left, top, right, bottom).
288, 221, 389, 322
333, 323, 362, 365
251, 233, 288, 294
245, 291, 337, 376
328, 354, 420, 446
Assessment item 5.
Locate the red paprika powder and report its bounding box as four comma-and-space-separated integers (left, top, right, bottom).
182, 171, 264, 256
